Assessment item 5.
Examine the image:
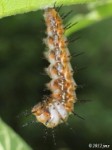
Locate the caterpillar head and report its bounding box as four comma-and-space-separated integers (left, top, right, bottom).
32, 101, 69, 128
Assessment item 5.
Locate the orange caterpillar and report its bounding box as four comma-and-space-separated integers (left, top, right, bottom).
31, 7, 77, 128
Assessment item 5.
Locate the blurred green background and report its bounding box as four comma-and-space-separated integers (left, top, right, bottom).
0, 2, 112, 150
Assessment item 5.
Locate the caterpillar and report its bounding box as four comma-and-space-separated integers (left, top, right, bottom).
31, 6, 77, 128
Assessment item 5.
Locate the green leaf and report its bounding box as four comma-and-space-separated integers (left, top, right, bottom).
66, 1, 112, 36
0, 118, 32, 150
0, 0, 100, 19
